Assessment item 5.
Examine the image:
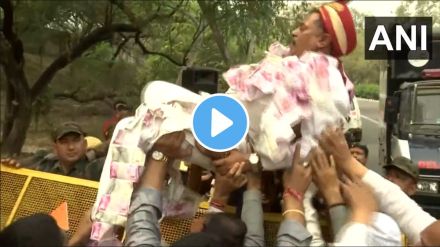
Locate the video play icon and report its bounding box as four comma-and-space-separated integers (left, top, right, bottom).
192, 94, 249, 152
210, 108, 233, 138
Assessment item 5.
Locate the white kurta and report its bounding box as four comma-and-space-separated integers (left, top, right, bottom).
362, 170, 437, 244
90, 46, 353, 241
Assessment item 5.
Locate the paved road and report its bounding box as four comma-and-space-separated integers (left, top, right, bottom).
357, 98, 383, 174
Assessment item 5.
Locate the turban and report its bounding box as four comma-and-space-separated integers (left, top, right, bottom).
318, 0, 357, 57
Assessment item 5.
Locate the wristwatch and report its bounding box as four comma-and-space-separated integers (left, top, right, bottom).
151, 150, 168, 163
249, 153, 259, 165
249, 153, 262, 172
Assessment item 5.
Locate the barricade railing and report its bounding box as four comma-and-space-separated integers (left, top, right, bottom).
0, 164, 282, 246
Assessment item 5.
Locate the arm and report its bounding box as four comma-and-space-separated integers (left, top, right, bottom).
332, 176, 377, 246
242, 172, 265, 247
276, 143, 314, 247
276, 219, 313, 247
314, 124, 438, 244
318, 127, 436, 244
328, 205, 349, 237
362, 169, 436, 244
333, 222, 368, 246
124, 159, 167, 247
276, 195, 313, 247
1, 150, 50, 169
330, 192, 370, 247
207, 187, 227, 213
242, 190, 265, 247
303, 185, 326, 246
309, 150, 347, 238
126, 131, 191, 246
210, 163, 266, 247
208, 163, 247, 213
126, 130, 192, 246
68, 208, 93, 247
20, 151, 49, 169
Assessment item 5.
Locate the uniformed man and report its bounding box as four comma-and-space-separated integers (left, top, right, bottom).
384, 156, 419, 196
1, 122, 104, 181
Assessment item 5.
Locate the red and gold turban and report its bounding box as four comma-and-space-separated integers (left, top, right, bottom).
318, 0, 357, 57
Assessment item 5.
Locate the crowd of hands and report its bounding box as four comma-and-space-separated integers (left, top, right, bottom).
146, 125, 377, 227
1, 125, 377, 246
65, 125, 376, 246
140, 127, 378, 236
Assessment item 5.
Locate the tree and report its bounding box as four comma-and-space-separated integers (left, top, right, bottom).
0, 0, 179, 154
340, 8, 380, 86
1, 0, 310, 155
197, 1, 310, 67
396, 1, 440, 27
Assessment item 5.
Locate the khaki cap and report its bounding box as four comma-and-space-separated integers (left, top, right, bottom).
51, 122, 85, 141
384, 156, 419, 180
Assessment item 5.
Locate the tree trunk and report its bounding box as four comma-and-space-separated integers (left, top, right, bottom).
245, 37, 255, 63
1, 99, 32, 155
197, 1, 231, 66
0, 66, 32, 155
1, 81, 16, 144
0, 0, 32, 155
1, 0, 141, 155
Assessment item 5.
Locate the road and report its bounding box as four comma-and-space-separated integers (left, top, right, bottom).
357, 98, 383, 174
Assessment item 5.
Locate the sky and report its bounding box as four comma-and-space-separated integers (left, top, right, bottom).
293, 1, 440, 28
288, 1, 404, 16
347, 0, 402, 16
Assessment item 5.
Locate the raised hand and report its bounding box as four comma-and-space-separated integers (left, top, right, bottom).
151, 131, 192, 160
341, 177, 378, 224
195, 141, 227, 160
318, 126, 368, 179
310, 148, 343, 206
281, 144, 311, 225
0, 158, 22, 168
212, 162, 248, 204
318, 126, 353, 169
283, 144, 312, 195
212, 150, 250, 176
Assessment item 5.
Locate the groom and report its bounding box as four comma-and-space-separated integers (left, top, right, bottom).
193, 0, 358, 175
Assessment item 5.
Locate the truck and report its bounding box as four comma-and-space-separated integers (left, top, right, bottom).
379, 29, 440, 218
347, 96, 363, 143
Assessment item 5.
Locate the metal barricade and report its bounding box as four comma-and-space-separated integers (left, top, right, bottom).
1, 164, 282, 246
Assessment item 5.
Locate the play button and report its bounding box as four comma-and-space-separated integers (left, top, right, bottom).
192, 94, 249, 152
211, 108, 233, 137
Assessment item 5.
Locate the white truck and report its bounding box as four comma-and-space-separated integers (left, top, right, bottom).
347, 96, 363, 143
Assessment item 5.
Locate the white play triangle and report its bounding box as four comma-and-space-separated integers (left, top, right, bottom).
211, 108, 233, 137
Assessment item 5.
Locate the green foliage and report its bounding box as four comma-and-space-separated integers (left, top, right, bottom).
10, 0, 318, 126
355, 83, 379, 99
54, 55, 139, 99
340, 10, 380, 86
245, 2, 311, 62
5, 0, 328, 154
396, 1, 439, 27
125, 1, 312, 88
13, 0, 384, 103
14, 1, 108, 55
213, 0, 289, 63
85, 43, 114, 61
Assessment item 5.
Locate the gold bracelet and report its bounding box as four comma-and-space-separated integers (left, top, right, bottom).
282, 209, 305, 217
